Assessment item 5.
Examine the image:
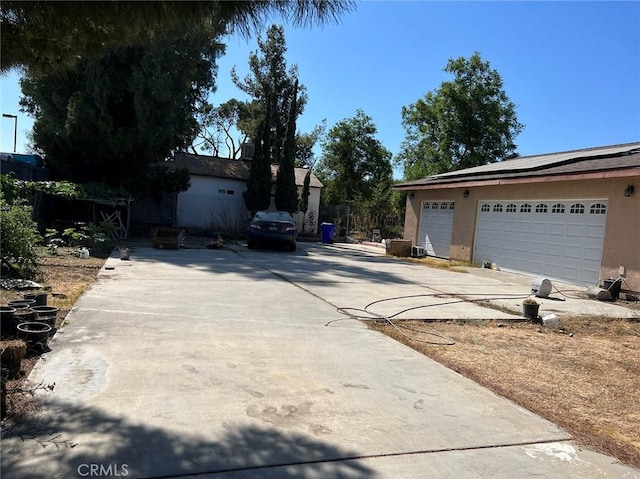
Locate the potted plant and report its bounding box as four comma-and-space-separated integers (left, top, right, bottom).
522, 296, 540, 321
483, 260, 492, 269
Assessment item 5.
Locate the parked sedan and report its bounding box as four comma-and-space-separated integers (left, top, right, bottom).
247, 210, 297, 251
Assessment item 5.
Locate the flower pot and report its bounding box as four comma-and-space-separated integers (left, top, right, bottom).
0, 306, 16, 338
17, 321, 51, 347
13, 308, 35, 326
7, 299, 35, 309
523, 303, 540, 321
23, 292, 48, 306
30, 305, 58, 318
31, 314, 56, 332
30, 306, 58, 336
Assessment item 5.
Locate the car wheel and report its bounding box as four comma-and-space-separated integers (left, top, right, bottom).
289, 243, 297, 252
247, 240, 255, 250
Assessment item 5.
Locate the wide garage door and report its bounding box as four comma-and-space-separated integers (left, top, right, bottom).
474, 200, 607, 285
418, 201, 455, 258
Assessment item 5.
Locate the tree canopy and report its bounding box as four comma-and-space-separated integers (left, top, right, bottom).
194, 99, 258, 158
398, 52, 523, 180
19, 27, 221, 197
317, 110, 392, 207
231, 24, 307, 162
1, 1, 354, 74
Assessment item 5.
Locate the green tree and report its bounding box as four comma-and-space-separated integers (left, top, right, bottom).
194, 98, 259, 158
398, 52, 524, 180
299, 169, 312, 216
317, 110, 393, 208
295, 120, 326, 168
243, 100, 274, 216
275, 80, 300, 213
19, 27, 220, 197
231, 24, 307, 162
1, 1, 354, 74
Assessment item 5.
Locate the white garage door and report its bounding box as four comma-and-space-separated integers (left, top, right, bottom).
474, 200, 607, 285
418, 201, 455, 258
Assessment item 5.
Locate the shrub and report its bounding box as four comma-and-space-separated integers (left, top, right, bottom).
0, 199, 42, 278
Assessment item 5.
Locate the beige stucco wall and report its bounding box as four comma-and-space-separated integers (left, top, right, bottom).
403, 175, 640, 291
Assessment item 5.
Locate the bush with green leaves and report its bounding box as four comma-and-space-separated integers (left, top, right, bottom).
0, 198, 42, 278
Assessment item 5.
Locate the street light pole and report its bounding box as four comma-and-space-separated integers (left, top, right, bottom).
2, 113, 18, 153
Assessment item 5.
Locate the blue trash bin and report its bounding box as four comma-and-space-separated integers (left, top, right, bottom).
321, 223, 336, 244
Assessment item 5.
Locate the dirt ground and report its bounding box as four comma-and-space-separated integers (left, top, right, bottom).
1, 247, 106, 420
1, 244, 639, 469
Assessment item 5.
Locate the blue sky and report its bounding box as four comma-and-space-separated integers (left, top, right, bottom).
1, 1, 638, 176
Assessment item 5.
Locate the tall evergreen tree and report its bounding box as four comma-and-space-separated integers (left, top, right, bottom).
275, 80, 299, 213
243, 99, 273, 216
299, 169, 312, 229
231, 25, 306, 163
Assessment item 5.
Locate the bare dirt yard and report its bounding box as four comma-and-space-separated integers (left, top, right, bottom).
1, 245, 639, 469
1, 247, 106, 420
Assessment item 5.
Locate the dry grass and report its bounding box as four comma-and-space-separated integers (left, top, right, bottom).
369, 315, 640, 468
403, 255, 472, 272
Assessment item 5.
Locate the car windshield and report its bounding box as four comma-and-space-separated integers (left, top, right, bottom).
254, 211, 294, 222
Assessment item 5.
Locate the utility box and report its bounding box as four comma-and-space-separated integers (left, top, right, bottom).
386, 240, 412, 257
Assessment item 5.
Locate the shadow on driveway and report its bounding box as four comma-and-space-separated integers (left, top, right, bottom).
117, 242, 417, 287
1, 397, 377, 479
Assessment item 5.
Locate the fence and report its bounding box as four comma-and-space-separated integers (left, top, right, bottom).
319, 205, 403, 241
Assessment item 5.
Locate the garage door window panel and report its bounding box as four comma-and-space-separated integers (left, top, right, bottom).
570, 203, 585, 214
535, 203, 548, 213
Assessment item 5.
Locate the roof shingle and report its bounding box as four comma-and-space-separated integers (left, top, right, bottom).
170, 152, 323, 188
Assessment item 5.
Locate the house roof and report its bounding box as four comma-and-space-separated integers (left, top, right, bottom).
171, 152, 323, 188
394, 142, 640, 190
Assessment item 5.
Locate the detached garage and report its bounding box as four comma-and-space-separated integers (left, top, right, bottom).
171, 153, 323, 234
395, 142, 640, 292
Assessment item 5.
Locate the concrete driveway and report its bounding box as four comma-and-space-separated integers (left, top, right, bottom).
2, 242, 638, 478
